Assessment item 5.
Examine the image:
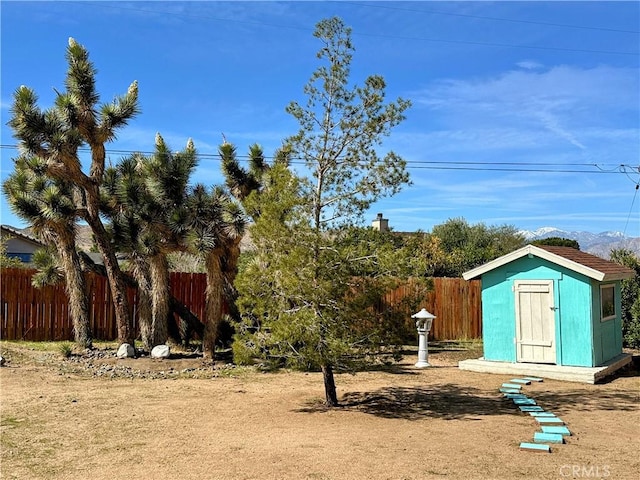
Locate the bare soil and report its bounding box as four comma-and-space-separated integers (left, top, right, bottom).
1, 342, 638, 480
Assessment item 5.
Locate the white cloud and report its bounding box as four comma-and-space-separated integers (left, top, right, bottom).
531, 108, 586, 150
412, 64, 639, 153
418, 65, 637, 112
516, 61, 544, 70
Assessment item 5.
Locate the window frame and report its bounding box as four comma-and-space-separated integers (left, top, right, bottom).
600, 284, 616, 322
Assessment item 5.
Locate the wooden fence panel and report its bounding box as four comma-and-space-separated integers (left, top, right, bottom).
0, 268, 71, 341
170, 272, 207, 323
1, 269, 482, 342
0, 268, 208, 342
376, 277, 482, 341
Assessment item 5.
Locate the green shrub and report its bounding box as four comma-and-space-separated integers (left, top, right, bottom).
231, 331, 259, 366
58, 342, 73, 358
623, 317, 640, 349
611, 249, 640, 349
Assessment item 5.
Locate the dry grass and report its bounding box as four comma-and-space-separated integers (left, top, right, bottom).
1, 341, 638, 480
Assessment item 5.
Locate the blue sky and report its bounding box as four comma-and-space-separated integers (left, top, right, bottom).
1, 1, 639, 236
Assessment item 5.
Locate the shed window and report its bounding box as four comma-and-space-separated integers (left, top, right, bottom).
600, 284, 616, 321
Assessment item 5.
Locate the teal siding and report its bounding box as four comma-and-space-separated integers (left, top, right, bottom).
481, 270, 515, 362
554, 271, 592, 367
591, 280, 624, 365
480, 256, 623, 367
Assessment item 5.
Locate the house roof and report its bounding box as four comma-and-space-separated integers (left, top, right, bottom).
462, 244, 635, 282
0, 224, 44, 247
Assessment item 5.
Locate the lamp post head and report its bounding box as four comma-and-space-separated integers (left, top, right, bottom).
412, 308, 436, 331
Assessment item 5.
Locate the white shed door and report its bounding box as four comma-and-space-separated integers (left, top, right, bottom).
514, 280, 556, 364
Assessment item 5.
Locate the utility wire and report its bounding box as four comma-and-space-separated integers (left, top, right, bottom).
354, 31, 637, 56
403, 165, 624, 174
81, 2, 638, 57
622, 184, 640, 237
0, 142, 632, 168
1, 144, 636, 175
621, 166, 640, 185
86, 2, 312, 34
341, 1, 640, 34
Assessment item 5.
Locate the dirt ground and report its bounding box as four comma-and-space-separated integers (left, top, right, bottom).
1, 342, 638, 480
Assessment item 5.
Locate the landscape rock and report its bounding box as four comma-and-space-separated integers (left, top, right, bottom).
151, 344, 171, 359
116, 343, 135, 359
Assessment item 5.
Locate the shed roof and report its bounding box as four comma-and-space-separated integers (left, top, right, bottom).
462, 244, 635, 282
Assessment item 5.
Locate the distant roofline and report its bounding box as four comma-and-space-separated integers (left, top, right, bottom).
1, 224, 44, 246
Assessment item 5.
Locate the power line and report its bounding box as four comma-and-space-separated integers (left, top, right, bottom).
405, 160, 621, 167
354, 31, 637, 57
403, 165, 624, 174
85, 2, 312, 34
622, 184, 640, 237
342, 1, 640, 34
82, 2, 639, 57
621, 166, 640, 185
1, 144, 636, 175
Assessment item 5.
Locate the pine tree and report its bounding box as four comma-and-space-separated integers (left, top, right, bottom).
235, 17, 411, 406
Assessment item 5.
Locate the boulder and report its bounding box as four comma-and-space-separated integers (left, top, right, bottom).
151, 344, 171, 359
116, 343, 135, 359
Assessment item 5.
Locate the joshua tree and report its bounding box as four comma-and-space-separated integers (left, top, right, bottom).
184, 184, 245, 359
220, 142, 292, 216
8, 38, 139, 346
3, 156, 92, 348
103, 135, 197, 350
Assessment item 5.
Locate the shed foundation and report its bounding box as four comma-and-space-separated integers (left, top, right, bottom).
458, 353, 632, 384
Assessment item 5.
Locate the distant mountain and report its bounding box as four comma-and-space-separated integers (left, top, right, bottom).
518, 227, 640, 259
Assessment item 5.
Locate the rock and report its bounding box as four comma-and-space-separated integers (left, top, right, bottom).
116, 343, 135, 359
151, 344, 170, 359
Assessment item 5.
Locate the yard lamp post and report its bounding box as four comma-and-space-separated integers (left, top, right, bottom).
412, 308, 436, 368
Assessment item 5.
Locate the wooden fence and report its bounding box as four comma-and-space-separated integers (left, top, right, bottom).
373, 277, 482, 341
0, 268, 207, 342
0, 268, 481, 342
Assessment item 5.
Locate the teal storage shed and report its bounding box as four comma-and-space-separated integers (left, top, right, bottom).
462, 245, 634, 368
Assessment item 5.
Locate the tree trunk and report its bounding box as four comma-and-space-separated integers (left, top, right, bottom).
203, 249, 224, 359
134, 259, 153, 351
86, 215, 134, 346
150, 254, 170, 347
220, 237, 242, 337
56, 234, 92, 349
322, 364, 339, 407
